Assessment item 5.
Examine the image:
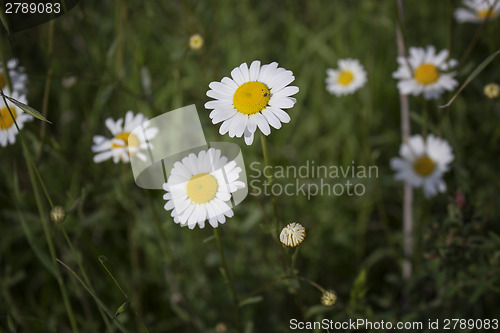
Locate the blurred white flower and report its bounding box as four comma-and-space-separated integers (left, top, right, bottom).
484, 82, 500, 99
393, 45, 458, 100
62, 75, 78, 89
280, 222, 306, 247
189, 33, 204, 50
163, 148, 246, 229
0, 59, 28, 96
325, 59, 367, 96
454, 0, 500, 23
391, 134, 454, 198
92, 111, 158, 164
205, 60, 299, 145
0, 91, 32, 147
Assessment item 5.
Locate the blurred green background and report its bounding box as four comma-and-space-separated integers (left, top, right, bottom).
1, 0, 500, 332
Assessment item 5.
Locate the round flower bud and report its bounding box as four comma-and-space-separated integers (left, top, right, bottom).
484, 83, 500, 99
50, 206, 66, 224
280, 222, 306, 247
321, 290, 337, 307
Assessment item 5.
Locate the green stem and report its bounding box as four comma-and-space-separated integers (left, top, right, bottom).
240, 275, 325, 303
290, 247, 299, 276
99, 255, 149, 333
26, 148, 79, 332
0, 37, 13, 92
61, 229, 114, 332
57, 259, 130, 333
0, 89, 79, 332
457, 17, 488, 69
396, 0, 414, 307
38, 19, 54, 159
99, 256, 129, 299
422, 99, 428, 137
213, 228, 241, 332
114, 0, 125, 79
260, 133, 279, 240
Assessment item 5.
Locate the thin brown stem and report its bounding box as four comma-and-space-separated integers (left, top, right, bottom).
396, 0, 413, 302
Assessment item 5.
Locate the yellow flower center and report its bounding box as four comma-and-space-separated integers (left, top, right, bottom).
413, 156, 435, 176
233, 81, 271, 115
186, 173, 218, 204
0, 72, 5, 89
0, 106, 16, 130
337, 70, 354, 86
112, 132, 139, 156
414, 64, 439, 85
477, 9, 497, 19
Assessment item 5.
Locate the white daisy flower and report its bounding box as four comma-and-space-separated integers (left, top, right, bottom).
163, 148, 246, 229
0, 59, 28, 95
91, 111, 158, 164
325, 58, 367, 96
390, 134, 454, 198
454, 0, 500, 23
0, 91, 33, 147
205, 60, 299, 145
392, 46, 459, 100
280, 222, 306, 247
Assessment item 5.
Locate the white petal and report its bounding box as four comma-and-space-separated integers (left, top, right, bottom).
261, 109, 282, 129
249, 60, 261, 81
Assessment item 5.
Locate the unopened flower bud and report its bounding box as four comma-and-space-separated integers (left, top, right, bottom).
50, 206, 66, 224
321, 290, 337, 307
484, 83, 500, 99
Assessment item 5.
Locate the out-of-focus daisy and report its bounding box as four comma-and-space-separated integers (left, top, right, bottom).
92, 111, 158, 164
0, 91, 32, 147
163, 148, 246, 229
0, 59, 28, 95
280, 222, 306, 247
393, 46, 458, 100
454, 0, 500, 23
205, 60, 299, 145
325, 59, 367, 96
189, 34, 204, 50
390, 134, 454, 198
484, 82, 500, 99
62, 75, 77, 89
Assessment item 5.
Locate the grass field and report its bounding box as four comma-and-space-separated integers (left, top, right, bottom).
1, 0, 500, 332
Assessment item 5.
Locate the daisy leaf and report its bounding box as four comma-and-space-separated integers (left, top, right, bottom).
440, 49, 500, 108
4, 95, 51, 123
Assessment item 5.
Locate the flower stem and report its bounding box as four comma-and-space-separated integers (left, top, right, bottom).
240, 274, 325, 302
396, 0, 414, 305
61, 229, 114, 332
0, 88, 79, 332
213, 228, 241, 332
38, 19, 54, 159
260, 133, 280, 240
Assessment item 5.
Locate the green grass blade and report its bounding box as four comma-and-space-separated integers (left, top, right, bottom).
440, 49, 500, 108
4, 95, 51, 123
